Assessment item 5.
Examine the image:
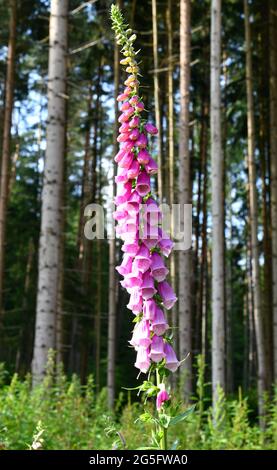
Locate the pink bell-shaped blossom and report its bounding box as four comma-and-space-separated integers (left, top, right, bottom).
130, 319, 151, 349
145, 156, 158, 174
151, 252, 169, 282
135, 101, 144, 112
117, 132, 130, 143
149, 335, 165, 362
127, 160, 140, 179
143, 198, 162, 226
137, 149, 150, 165
152, 307, 169, 336
158, 281, 177, 309
133, 244, 151, 273
134, 346, 150, 374
144, 122, 158, 135
143, 298, 157, 321
127, 287, 143, 314
122, 239, 140, 256
129, 128, 140, 141
156, 385, 169, 410
140, 271, 157, 299
122, 140, 136, 152
135, 133, 148, 149
115, 167, 129, 184
129, 116, 140, 128
129, 95, 139, 106
137, 171, 151, 197
121, 269, 142, 289
119, 122, 130, 133
113, 203, 127, 221
114, 181, 132, 205
121, 101, 132, 111
158, 228, 174, 257
164, 342, 180, 372
116, 254, 133, 276
118, 151, 133, 169
117, 93, 128, 101
141, 222, 159, 247
126, 190, 142, 215
124, 86, 132, 95
114, 148, 127, 163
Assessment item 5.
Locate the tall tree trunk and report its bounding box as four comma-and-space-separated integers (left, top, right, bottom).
107, 0, 122, 409
270, 0, 277, 382
210, 0, 226, 403
178, 0, 192, 400
259, 0, 272, 389
244, 0, 267, 420
15, 238, 34, 374
195, 97, 209, 355
152, 0, 163, 200
56, 86, 68, 366
32, 0, 68, 383
0, 0, 16, 320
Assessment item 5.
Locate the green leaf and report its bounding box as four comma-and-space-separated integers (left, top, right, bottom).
159, 413, 171, 429
137, 447, 160, 450
169, 405, 196, 426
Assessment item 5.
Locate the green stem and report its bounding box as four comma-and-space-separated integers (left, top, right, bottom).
156, 368, 167, 451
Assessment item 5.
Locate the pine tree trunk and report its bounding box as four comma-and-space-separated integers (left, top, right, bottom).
0, 0, 16, 320
178, 0, 192, 400
269, 0, 277, 381
210, 0, 226, 403
152, 0, 163, 200
244, 0, 267, 420
32, 0, 68, 383
107, 0, 122, 408
56, 91, 68, 366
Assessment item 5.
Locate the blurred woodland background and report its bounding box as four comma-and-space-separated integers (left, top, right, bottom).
0, 0, 277, 436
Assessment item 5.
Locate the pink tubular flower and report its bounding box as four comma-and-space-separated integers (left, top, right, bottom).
136, 171, 151, 197
145, 156, 158, 174
140, 271, 157, 299
122, 239, 140, 256
133, 244, 151, 273
158, 281, 177, 309
135, 133, 148, 148
143, 298, 157, 320
135, 346, 151, 373
116, 254, 133, 276
126, 190, 142, 215
129, 128, 140, 141
129, 116, 140, 128
117, 151, 133, 169
119, 122, 130, 133
152, 307, 168, 336
130, 319, 151, 349
117, 93, 128, 101
151, 252, 169, 282
117, 132, 130, 143
137, 149, 150, 165
127, 287, 143, 314
156, 386, 170, 410
127, 160, 140, 179
129, 95, 139, 106
145, 122, 158, 135
164, 342, 180, 372
121, 101, 132, 111
149, 335, 165, 362
135, 101, 144, 112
